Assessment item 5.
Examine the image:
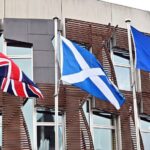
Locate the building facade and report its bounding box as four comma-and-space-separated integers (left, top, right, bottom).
0, 0, 150, 150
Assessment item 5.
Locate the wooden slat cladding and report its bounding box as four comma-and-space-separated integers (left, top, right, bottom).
1, 18, 150, 150
141, 92, 150, 114
65, 87, 85, 150
80, 107, 94, 150
65, 18, 145, 150
64, 86, 94, 150
2, 93, 31, 150
66, 18, 117, 84
65, 19, 92, 48
140, 71, 150, 114
115, 27, 128, 51
36, 83, 94, 149
140, 71, 150, 93
36, 83, 66, 109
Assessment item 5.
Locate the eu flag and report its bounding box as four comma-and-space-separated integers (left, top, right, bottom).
59, 36, 125, 109
131, 26, 150, 72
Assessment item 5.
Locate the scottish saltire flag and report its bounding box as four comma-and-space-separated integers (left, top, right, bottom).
60, 36, 125, 109
0, 52, 43, 99
131, 26, 150, 72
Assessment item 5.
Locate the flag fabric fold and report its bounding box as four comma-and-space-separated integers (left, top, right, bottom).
0, 52, 43, 99
59, 36, 125, 109
131, 26, 150, 72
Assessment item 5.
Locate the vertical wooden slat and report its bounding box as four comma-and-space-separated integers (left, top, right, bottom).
2, 93, 31, 150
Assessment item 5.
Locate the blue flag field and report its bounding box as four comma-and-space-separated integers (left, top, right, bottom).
59, 36, 125, 109
131, 26, 150, 72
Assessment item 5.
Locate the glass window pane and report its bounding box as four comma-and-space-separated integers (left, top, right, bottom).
0, 35, 3, 53
140, 119, 150, 150
141, 132, 150, 150
115, 66, 131, 91
94, 128, 113, 150
114, 53, 130, 66
12, 58, 32, 78
93, 113, 112, 126
22, 99, 34, 147
11, 45, 33, 148
141, 120, 150, 131
37, 109, 62, 123
37, 126, 63, 150
0, 116, 2, 124
37, 126, 55, 150
7, 46, 32, 55
59, 127, 63, 150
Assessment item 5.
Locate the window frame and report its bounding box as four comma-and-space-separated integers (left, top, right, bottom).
3, 37, 35, 148
140, 115, 150, 150
83, 100, 122, 150
92, 111, 116, 150
0, 34, 35, 149
110, 35, 141, 92
35, 108, 65, 150
5, 40, 34, 80
111, 47, 132, 91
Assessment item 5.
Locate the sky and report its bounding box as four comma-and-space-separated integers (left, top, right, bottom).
101, 0, 150, 11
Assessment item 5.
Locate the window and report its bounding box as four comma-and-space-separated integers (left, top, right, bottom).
6, 41, 33, 78
1, 36, 34, 149
140, 116, 150, 150
93, 112, 115, 150
0, 34, 4, 53
5, 41, 34, 147
36, 108, 64, 150
111, 48, 131, 91
83, 100, 121, 150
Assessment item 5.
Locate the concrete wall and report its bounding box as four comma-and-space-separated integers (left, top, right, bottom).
4, 19, 55, 84
1, 0, 150, 33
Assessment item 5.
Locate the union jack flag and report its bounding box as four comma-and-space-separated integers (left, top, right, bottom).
0, 52, 43, 99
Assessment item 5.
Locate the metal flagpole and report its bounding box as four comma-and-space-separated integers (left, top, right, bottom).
126, 19, 141, 150
53, 17, 59, 150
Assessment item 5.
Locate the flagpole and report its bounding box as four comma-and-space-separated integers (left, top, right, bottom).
126, 19, 141, 150
53, 17, 59, 150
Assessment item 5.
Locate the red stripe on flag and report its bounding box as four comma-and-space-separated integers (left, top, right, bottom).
0, 53, 20, 80
10, 61, 20, 81
0, 61, 9, 66
13, 80, 26, 97
1, 78, 7, 91
29, 85, 43, 99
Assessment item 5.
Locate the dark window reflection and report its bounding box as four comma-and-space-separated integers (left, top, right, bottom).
93, 112, 113, 126
113, 51, 130, 66
37, 109, 63, 150
37, 126, 55, 150
37, 110, 62, 123
37, 126, 63, 150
